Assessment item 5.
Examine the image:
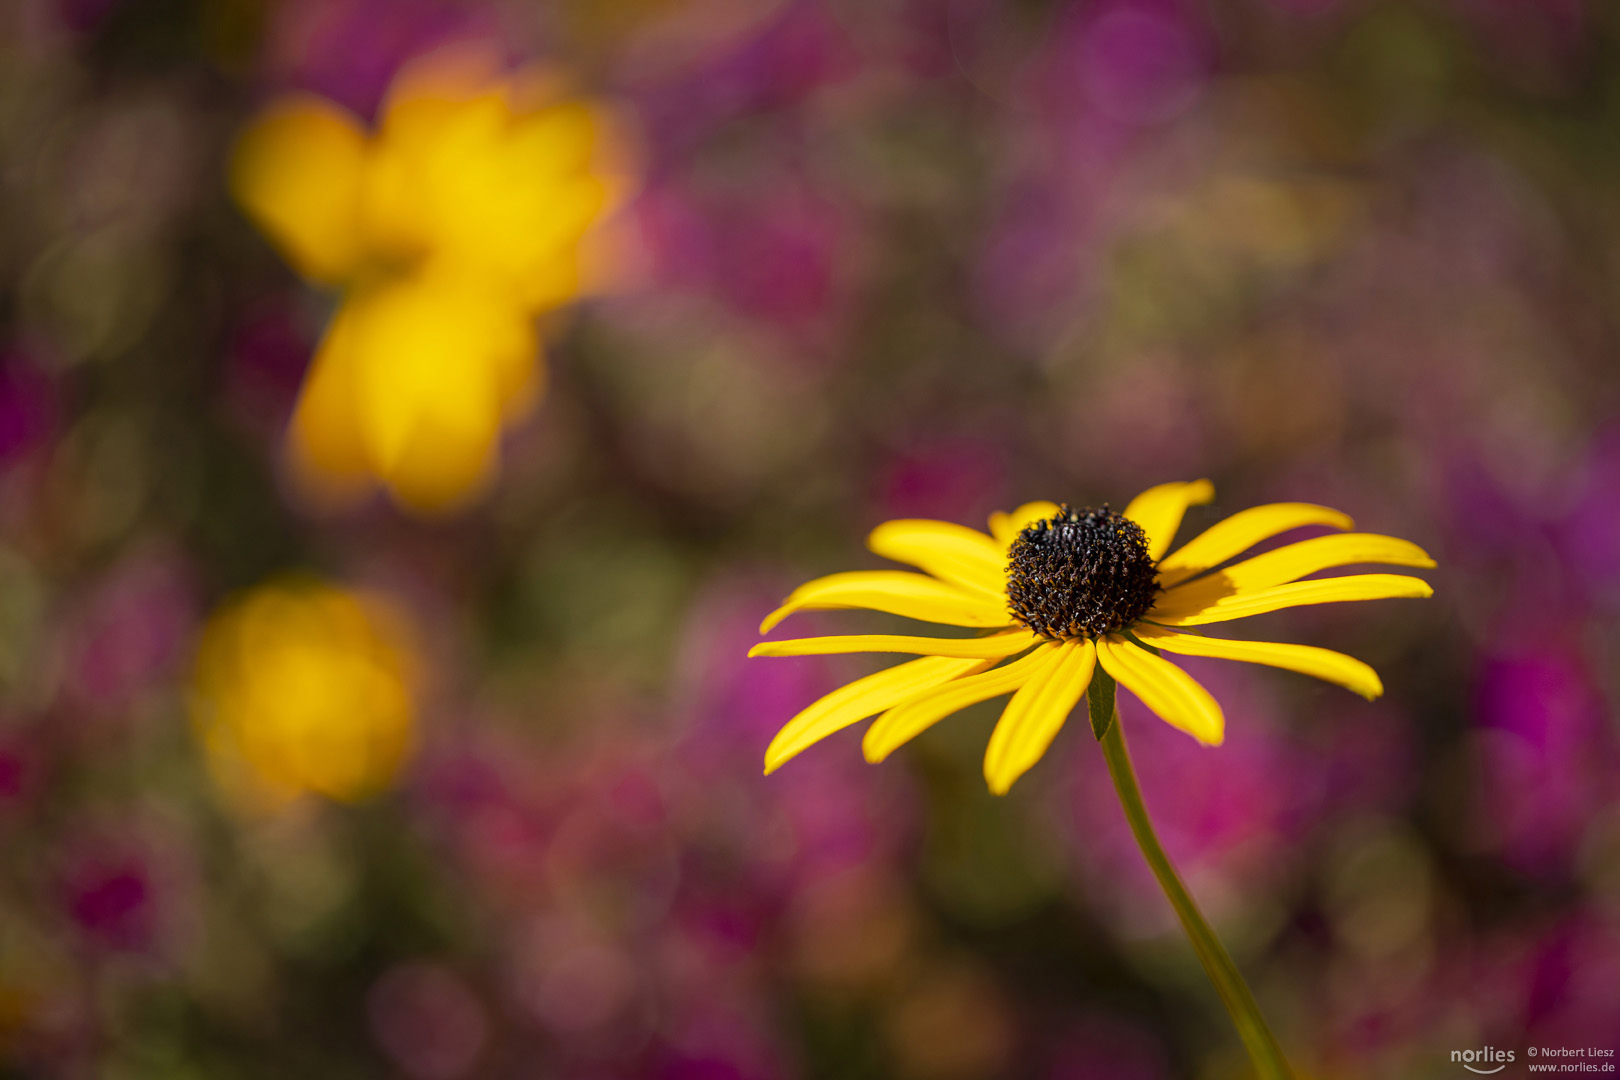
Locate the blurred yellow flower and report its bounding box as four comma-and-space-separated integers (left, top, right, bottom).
190, 580, 419, 809
230, 48, 630, 513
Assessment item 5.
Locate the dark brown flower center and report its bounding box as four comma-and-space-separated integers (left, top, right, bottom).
1006, 505, 1159, 640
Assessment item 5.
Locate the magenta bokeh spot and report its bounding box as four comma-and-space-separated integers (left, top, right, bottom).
67, 860, 153, 950
1078, 5, 1209, 126
0, 353, 57, 467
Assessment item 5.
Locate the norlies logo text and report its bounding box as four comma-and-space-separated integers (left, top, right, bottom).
1454, 1047, 1516, 1074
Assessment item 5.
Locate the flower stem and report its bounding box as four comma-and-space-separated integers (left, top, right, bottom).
1089, 674, 1294, 1080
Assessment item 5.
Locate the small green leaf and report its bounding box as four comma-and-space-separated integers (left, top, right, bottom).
1088, 668, 1117, 741
1121, 629, 1161, 654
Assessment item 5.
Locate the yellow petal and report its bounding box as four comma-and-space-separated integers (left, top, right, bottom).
1132, 625, 1383, 700
1150, 574, 1434, 627
359, 46, 622, 307
1159, 532, 1436, 611
763, 655, 993, 774
759, 571, 1011, 634
866, 519, 1007, 596
983, 639, 1096, 795
1157, 502, 1354, 586
504, 105, 620, 306
427, 109, 611, 297
1122, 479, 1216, 561
286, 301, 373, 507
988, 501, 1062, 548
230, 97, 369, 285
364, 57, 514, 261
749, 629, 1037, 660
863, 646, 1056, 763
337, 270, 539, 514
1096, 635, 1224, 745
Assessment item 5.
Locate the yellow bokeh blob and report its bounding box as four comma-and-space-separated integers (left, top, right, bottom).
230, 46, 630, 515
190, 580, 419, 809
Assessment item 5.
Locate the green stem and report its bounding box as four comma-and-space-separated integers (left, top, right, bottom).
1090, 675, 1293, 1080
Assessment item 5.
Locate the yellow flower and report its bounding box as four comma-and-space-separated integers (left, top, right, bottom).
190, 580, 419, 809
750, 481, 1435, 794
230, 48, 629, 514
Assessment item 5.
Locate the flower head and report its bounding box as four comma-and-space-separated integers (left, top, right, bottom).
231, 47, 630, 513
750, 481, 1435, 794
189, 579, 419, 808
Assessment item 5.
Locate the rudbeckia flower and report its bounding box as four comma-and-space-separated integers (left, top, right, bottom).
230, 48, 630, 514
751, 480, 1435, 794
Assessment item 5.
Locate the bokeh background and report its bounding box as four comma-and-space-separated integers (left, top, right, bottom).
2, 0, 1618, 1077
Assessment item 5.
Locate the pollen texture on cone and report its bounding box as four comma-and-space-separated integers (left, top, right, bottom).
1005, 505, 1159, 640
